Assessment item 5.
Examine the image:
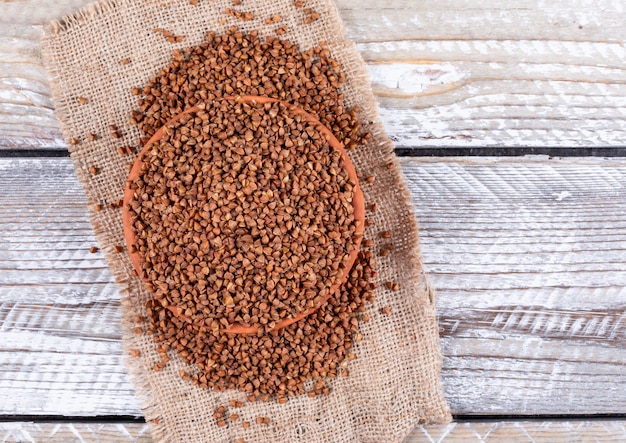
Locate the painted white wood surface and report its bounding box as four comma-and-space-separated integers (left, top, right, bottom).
1, 157, 625, 417
2, 0, 626, 149
3, 420, 626, 443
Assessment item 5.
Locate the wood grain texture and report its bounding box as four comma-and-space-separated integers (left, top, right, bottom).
2, 420, 626, 442
407, 420, 626, 443
0, 422, 152, 443
0, 159, 140, 416
402, 156, 626, 415
1, 0, 626, 148
1, 157, 625, 417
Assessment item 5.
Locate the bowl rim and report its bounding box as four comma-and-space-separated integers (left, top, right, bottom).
122, 95, 365, 335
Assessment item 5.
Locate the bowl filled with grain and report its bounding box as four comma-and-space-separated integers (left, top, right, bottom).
123, 95, 364, 335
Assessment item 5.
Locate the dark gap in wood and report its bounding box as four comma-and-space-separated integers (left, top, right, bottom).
0, 149, 70, 158
1, 414, 626, 423
0, 415, 145, 423
453, 413, 626, 422
395, 147, 626, 157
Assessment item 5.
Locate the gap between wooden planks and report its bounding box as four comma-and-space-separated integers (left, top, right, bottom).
1, 0, 626, 149
0, 156, 624, 418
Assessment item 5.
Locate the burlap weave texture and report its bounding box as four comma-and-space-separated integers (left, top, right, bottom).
41, 0, 451, 441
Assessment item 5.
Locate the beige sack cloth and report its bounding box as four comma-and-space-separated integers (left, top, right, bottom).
41, 0, 451, 441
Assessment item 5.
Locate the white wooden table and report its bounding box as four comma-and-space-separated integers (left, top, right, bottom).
1, 1, 625, 441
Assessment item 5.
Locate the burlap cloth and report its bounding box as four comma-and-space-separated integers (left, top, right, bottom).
41, 0, 451, 441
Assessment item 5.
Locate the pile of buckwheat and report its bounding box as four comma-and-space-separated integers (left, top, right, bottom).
129, 99, 359, 332
128, 27, 376, 401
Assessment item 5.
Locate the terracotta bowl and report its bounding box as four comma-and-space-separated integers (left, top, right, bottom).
122, 95, 365, 334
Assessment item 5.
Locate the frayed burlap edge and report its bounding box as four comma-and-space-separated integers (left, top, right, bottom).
41, 0, 451, 441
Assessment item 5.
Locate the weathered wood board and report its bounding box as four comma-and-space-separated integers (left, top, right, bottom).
2, 0, 626, 149
3, 419, 626, 443
1, 157, 624, 416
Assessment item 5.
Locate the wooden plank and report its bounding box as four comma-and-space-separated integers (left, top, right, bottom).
404, 156, 626, 415
2, 1, 626, 149
0, 422, 152, 443
0, 160, 140, 416
1, 157, 625, 417
407, 420, 626, 442
2, 420, 626, 442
